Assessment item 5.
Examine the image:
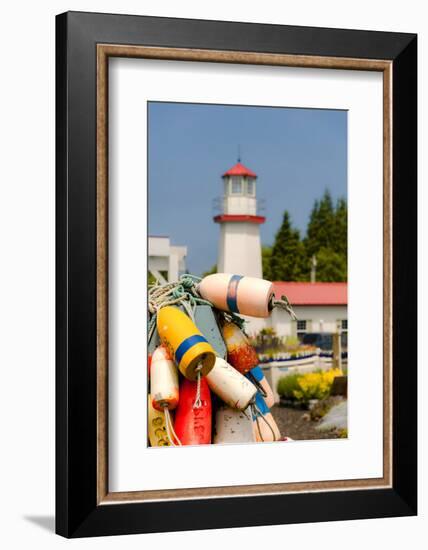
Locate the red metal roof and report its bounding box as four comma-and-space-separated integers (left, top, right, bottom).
273, 282, 347, 306
222, 162, 257, 178
213, 214, 265, 224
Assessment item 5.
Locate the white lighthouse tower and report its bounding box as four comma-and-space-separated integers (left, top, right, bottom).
214, 161, 265, 278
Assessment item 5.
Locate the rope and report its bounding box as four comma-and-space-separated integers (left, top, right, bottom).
164, 408, 182, 446
247, 372, 267, 398
252, 403, 277, 442
192, 366, 203, 409
271, 294, 298, 321
148, 275, 248, 351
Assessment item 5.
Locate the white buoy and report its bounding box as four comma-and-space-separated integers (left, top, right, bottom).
150, 345, 179, 411
206, 357, 256, 411
214, 406, 255, 444
198, 273, 273, 317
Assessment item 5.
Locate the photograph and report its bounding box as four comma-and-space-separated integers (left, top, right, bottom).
147, 101, 348, 447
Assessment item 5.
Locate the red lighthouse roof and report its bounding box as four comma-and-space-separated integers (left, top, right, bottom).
222, 162, 257, 178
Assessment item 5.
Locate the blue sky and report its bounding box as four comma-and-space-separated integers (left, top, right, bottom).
148, 102, 347, 276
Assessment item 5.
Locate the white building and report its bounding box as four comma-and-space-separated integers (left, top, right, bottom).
148, 236, 187, 283
268, 281, 347, 339
214, 162, 264, 278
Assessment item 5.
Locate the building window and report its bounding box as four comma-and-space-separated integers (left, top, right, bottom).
297, 319, 307, 340
246, 178, 255, 196
341, 319, 348, 331
230, 176, 242, 194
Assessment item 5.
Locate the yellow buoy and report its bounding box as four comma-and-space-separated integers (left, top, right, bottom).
157, 306, 216, 380
147, 395, 170, 447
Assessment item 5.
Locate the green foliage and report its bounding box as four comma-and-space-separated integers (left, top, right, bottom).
263, 190, 347, 283
269, 211, 306, 281
305, 190, 336, 257
315, 247, 347, 282
277, 369, 343, 404
277, 373, 301, 399
262, 246, 273, 280
284, 335, 300, 348
202, 264, 217, 278
303, 190, 347, 281
148, 270, 168, 285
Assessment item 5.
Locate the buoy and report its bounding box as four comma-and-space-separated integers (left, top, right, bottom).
221, 321, 259, 374
198, 273, 273, 317
194, 304, 227, 358
148, 353, 152, 380
253, 411, 281, 442
206, 357, 257, 411
198, 273, 297, 319
174, 378, 212, 445
150, 344, 179, 411
150, 345, 181, 445
213, 406, 255, 444
157, 306, 216, 381
147, 395, 170, 446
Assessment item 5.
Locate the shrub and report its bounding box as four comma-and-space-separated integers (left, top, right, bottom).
278, 369, 343, 404
293, 369, 343, 404
277, 373, 301, 398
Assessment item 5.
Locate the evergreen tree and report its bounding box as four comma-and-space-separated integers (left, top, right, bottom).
315, 247, 347, 281
269, 211, 305, 281
262, 246, 273, 280
334, 197, 348, 257
305, 190, 336, 257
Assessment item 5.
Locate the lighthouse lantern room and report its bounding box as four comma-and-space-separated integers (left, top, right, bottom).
214, 162, 265, 278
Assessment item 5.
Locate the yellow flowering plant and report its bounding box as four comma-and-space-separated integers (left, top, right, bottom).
292, 369, 343, 403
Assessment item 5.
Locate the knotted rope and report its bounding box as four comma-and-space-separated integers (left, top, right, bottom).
148, 274, 246, 343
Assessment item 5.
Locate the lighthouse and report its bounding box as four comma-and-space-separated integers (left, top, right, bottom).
214, 161, 265, 278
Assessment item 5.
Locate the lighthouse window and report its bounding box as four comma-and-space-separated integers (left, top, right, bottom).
247, 179, 255, 196
230, 177, 242, 194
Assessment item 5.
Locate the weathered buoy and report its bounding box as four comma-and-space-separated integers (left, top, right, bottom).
150, 344, 179, 411
213, 406, 255, 444
198, 273, 297, 320
148, 395, 170, 446
157, 306, 216, 380
206, 357, 257, 411
198, 273, 273, 317
194, 304, 227, 358
221, 321, 259, 374
253, 411, 281, 442
174, 378, 212, 445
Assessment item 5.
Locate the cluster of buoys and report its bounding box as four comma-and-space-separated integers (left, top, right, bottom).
147, 273, 296, 447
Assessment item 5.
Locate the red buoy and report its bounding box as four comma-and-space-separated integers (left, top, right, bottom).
174, 378, 212, 445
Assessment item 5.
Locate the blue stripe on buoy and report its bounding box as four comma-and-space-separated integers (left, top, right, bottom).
175, 334, 208, 365
226, 274, 243, 313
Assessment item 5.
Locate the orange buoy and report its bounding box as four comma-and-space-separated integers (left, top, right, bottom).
198, 273, 274, 318
150, 344, 179, 411
221, 322, 259, 374
174, 378, 212, 445
206, 357, 257, 411
253, 411, 281, 442
147, 395, 170, 447
157, 306, 216, 380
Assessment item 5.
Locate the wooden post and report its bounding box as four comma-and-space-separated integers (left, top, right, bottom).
332, 321, 342, 371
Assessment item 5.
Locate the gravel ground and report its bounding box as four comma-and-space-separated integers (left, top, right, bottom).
271, 405, 340, 440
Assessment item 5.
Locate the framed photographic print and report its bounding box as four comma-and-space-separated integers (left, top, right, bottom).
56, 11, 417, 538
